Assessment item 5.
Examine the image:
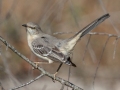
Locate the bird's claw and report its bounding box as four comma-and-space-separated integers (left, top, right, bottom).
52, 72, 58, 82
32, 62, 39, 69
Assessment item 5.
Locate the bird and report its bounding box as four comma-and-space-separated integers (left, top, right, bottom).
22, 14, 110, 80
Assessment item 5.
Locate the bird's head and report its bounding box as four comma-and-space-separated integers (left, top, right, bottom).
22, 22, 42, 35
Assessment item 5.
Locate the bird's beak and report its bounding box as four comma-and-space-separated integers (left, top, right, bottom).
22, 24, 27, 27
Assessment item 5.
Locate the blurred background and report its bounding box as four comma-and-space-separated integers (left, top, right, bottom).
0, 0, 120, 90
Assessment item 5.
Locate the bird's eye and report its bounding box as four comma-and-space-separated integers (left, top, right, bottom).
28, 26, 35, 29
29, 26, 35, 29
32, 27, 35, 29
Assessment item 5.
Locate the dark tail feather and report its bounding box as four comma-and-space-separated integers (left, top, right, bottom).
65, 57, 76, 67
72, 14, 110, 39
80, 14, 110, 37
71, 62, 76, 67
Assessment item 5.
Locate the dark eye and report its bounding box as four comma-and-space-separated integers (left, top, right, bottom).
32, 27, 35, 29
28, 26, 35, 29
41, 36, 45, 38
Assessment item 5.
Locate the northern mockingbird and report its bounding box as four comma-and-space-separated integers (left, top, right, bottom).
22, 14, 110, 79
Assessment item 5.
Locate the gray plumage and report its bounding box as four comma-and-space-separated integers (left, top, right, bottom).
22, 14, 110, 67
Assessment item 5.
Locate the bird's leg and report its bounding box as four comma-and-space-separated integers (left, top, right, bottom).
53, 63, 63, 82
33, 62, 49, 69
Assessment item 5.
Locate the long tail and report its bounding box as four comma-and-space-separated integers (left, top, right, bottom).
64, 14, 110, 52
77, 14, 110, 38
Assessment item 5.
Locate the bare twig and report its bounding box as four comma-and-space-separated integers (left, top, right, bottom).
82, 35, 91, 62
113, 37, 119, 60
67, 66, 71, 90
93, 36, 110, 90
67, 53, 73, 90
53, 32, 120, 38
10, 74, 44, 90
0, 36, 83, 90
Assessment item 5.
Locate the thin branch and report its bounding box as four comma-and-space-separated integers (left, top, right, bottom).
67, 66, 71, 90
67, 53, 73, 90
53, 32, 120, 38
93, 36, 110, 90
0, 36, 83, 90
9, 74, 44, 90
82, 35, 91, 62
113, 37, 119, 60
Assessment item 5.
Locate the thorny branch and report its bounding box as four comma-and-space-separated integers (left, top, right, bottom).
0, 36, 83, 90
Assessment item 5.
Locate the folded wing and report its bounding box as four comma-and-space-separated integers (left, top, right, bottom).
31, 37, 66, 63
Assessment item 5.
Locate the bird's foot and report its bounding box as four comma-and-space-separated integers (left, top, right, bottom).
32, 62, 49, 69
52, 72, 58, 82
32, 62, 39, 69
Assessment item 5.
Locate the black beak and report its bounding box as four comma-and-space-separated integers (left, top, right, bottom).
22, 24, 27, 27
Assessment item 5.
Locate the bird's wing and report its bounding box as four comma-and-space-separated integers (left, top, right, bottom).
31, 36, 66, 62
